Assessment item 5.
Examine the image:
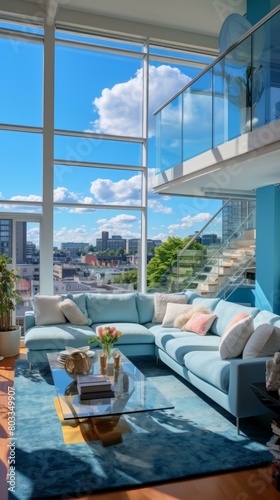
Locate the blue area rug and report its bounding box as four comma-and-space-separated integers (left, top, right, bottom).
10, 357, 271, 500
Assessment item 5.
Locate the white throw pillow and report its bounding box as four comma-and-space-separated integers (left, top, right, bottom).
243, 323, 280, 358
33, 295, 66, 326
162, 303, 194, 327
152, 293, 188, 323
59, 298, 88, 325
219, 315, 254, 360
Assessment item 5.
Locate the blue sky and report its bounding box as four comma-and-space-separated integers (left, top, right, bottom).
0, 26, 223, 248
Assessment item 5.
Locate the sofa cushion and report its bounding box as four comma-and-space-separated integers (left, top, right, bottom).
162, 303, 194, 327
91, 322, 155, 344
33, 295, 66, 326
184, 351, 231, 393
66, 293, 92, 326
135, 293, 154, 324
59, 298, 88, 325
24, 324, 98, 350
211, 300, 259, 337
243, 323, 280, 358
219, 315, 254, 360
86, 293, 139, 323
160, 334, 220, 365
154, 327, 191, 351
253, 310, 280, 330
182, 312, 217, 335
152, 293, 188, 323
186, 293, 220, 310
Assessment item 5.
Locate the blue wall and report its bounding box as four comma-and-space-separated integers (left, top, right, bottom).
224, 286, 256, 306
255, 185, 280, 313
247, 0, 279, 25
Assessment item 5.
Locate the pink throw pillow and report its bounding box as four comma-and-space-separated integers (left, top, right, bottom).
182, 312, 217, 336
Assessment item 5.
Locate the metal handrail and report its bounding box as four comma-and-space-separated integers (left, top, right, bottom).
177, 199, 232, 258
181, 208, 256, 293
218, 259, 255, 300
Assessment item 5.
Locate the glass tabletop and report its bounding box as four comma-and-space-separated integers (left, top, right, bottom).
47, 350, 174, 420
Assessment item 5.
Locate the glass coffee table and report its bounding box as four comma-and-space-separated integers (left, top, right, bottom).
47, 350, 173, 446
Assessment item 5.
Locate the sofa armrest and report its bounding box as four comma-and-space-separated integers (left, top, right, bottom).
228, 356, 273, 418
24, 311, 35, 332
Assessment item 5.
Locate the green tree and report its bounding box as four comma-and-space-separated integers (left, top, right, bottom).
114, 269, 138, 290
147, 236, 205, 292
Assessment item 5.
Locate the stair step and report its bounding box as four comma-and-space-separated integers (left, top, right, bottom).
211, 266, 232, 276
197, 283, 218, 292
230, 240, 256, 248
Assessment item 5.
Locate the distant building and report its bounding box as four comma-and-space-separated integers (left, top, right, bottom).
96, 233, 162, 254
53, 264, 76, 280
126, 238, 162, 254
61, 242, 89, 255
53, 279, 92, 294
0, 220, 26, 261
96, 232, 126, 251
16, 222, 27, 263
82, 254, 98, 266
95, 231, 108, 251
0, 219, 12, 257
108, 235, 126, 251
190, 232, 221, 246
26, 241, 38, 264
222, 201, 256, 243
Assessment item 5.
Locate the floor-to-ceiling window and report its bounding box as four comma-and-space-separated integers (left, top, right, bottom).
0, 18, 43, 325
0, 12, 217, 317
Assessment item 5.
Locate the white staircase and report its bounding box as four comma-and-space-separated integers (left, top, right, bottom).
185, 230, 256, 297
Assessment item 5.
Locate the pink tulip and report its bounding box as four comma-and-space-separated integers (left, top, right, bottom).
97, 326, 103, 338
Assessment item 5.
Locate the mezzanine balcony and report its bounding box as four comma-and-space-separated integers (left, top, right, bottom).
153, 5, 280, 201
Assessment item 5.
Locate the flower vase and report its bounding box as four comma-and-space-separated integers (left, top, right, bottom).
99, 345, 112, 374
102, 344, 112, 361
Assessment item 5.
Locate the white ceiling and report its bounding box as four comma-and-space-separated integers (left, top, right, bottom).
20, 0, 247, 38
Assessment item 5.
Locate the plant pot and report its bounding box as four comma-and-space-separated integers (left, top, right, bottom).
0, 326, 21, 357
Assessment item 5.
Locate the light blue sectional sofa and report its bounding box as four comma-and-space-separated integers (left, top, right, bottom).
24, 291, 280, 431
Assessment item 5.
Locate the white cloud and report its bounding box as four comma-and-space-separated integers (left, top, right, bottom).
148, 199, 172, 214
1, 169, 173, 217
90, 168, 172, 213
168, 212, 212, 232
0, 194, 42, 212
96, 214, 141, 239
97, 213, 137, 228
54, 187, 80, 203
11, 194, 42, 202
27, 227, 40, 246
90, 177, 141, 205
54, 226, 92, 245
91, 65, 191, 138
149, 232, 168, 241
54, 187, 97, 213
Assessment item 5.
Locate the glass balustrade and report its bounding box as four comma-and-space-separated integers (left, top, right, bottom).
155, 9, 280, 174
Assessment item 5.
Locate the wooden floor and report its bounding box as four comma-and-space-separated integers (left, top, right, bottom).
1, 349, 279, 500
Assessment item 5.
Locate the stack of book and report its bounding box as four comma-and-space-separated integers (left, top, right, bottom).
77, 374, 115, 400
266, 419, 280, 460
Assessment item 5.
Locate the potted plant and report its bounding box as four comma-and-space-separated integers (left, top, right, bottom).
0, 254, 22, 357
